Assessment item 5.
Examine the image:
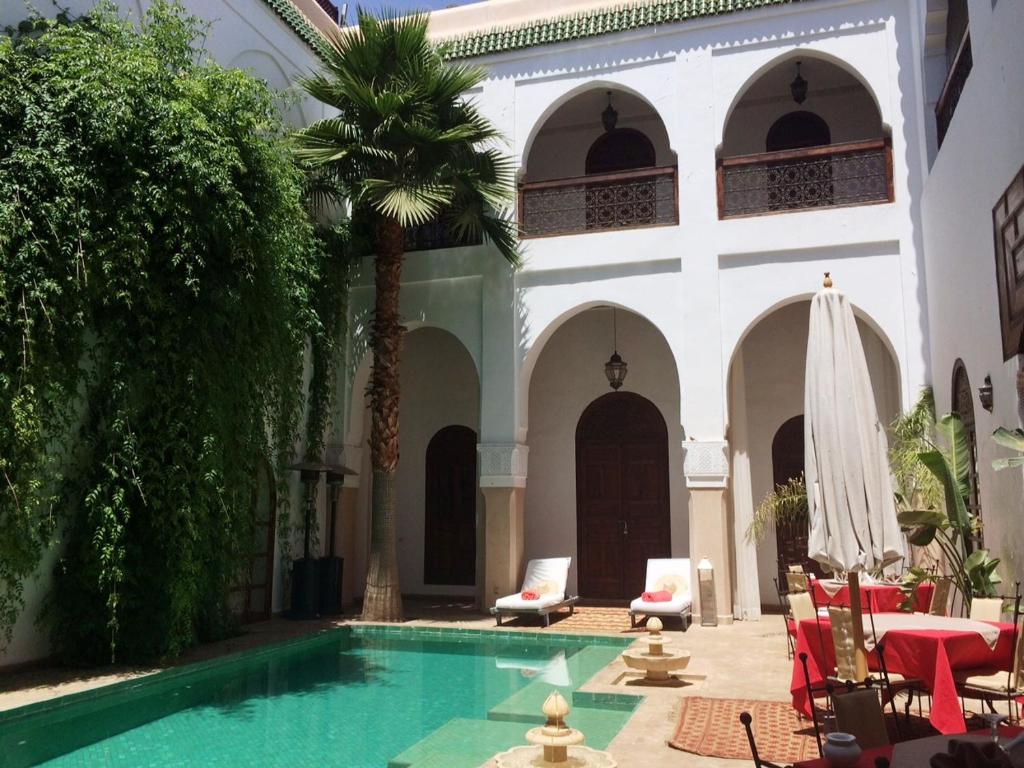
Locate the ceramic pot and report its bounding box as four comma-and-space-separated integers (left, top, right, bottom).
823, 732, 862, 767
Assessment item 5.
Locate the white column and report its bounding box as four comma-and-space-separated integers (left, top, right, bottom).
728, 349, 762, 620
683, 440, 734, 625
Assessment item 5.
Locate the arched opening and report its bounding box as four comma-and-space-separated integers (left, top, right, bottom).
766, 111, 832, 152
719, 55, 889, 218
350, 327, 481, 600
585, 128, 656, 174
951, 360, 982, 547
576, 392, 670, 600
423, 425, 478, 586
769, 415, 822, 585
230, 457, 276, 623
728, 300, 900, 609
520, 87, 676, 237
524, 305, 685, 599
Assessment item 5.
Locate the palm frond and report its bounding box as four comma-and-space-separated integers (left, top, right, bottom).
746, 476, 809, 544
362, 178, 454, 226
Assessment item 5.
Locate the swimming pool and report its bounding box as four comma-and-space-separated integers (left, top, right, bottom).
0, 627, 640, 767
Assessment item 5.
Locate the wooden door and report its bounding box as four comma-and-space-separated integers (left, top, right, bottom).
771, 415, 821, 583
230, 458, 276, 623
423, 425, 477, 586
576, 392, 671, 600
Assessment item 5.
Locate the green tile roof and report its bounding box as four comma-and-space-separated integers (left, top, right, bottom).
260, 0, 333, 60
260, 0, 815, 63
437, 0, 814, 59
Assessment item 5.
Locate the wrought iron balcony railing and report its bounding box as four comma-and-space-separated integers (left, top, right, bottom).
936, 32, 972, 148
519, 166, 678, 238
403, 218, 482, 252
717, 139, 893, 219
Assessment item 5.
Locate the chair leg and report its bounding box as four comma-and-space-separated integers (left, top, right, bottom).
630, 612, 636, 629
495, 613, 503, 627
543, 613, 550, 628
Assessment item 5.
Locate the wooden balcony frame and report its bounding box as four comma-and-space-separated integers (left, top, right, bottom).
517, 165, 679, 239
935, 30, 972, 148
716, 138, 894, 220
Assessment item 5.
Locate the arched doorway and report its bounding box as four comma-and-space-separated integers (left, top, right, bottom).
423, 425, 478, 586
770, 416, 821, 583
575, 392, 671, 599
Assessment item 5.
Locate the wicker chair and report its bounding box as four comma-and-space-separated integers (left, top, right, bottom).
957, 587, 1022, 723
929, 576, 953, 616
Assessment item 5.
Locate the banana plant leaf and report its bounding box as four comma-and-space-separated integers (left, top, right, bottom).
992, 427, 1024, 470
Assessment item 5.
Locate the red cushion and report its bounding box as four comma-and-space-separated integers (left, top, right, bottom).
641, 590, 674, 603
520, 590, 540, 601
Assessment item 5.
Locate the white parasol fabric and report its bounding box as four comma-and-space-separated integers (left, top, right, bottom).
804, 282, 905, 573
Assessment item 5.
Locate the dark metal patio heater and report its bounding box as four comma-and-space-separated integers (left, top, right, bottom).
285, 459, 355, 619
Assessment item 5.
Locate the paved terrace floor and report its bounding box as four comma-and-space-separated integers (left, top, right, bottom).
0, 601, 795, 767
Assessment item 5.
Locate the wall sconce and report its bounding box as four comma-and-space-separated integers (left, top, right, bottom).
979, 375, 994, 412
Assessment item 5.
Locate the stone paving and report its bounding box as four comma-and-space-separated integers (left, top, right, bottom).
0, 602, 797, 767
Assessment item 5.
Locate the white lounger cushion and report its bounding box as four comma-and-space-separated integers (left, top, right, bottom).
495, 592, 565, 611
493, 557, 572, 612
629, 594, 692, 615
631, 558, 692, 614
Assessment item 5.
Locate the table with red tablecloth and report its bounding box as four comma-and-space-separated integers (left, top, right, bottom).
792, 728, 1024, 768
791, 615, 1015, 734
810, 580, 935, 613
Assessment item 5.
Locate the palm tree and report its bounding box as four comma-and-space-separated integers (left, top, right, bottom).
293, 9, 519, 621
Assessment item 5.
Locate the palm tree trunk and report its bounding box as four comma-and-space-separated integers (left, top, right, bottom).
362, 217, 405, 621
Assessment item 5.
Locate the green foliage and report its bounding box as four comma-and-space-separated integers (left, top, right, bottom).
992, 427, 1024, 470
292, 8, 520, 265
0, 3, 330, 662
889, 387, 943, 513
745, 475, 808, 544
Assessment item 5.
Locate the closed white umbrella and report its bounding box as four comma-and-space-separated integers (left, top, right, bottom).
804, 274, 905, 677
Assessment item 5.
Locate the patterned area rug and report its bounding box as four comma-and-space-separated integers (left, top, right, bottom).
668, 697, 820, 763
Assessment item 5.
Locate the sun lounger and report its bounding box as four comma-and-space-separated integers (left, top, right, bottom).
491, 557, 577, 627
629, 558, 692, 630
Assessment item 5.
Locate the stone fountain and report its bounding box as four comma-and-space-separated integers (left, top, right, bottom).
492, 691, 617, 768
620, 617, 691, 684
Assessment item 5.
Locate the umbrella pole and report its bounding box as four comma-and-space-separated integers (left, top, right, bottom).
847, 571, 869, 680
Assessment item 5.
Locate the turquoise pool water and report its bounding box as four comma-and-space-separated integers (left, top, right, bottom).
0, 627, 639, 767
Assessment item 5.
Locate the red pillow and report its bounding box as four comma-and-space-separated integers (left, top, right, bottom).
521, 590, 540, 601
641, 590, 674, 603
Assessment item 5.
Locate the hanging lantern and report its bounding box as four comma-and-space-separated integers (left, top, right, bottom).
601, 91, 618, 133
603, 308, 628, 390
790, 61, 808, 105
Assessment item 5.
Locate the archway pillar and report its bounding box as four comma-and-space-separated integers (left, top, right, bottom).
683, 440, 734, 625
478, 444, 529, 607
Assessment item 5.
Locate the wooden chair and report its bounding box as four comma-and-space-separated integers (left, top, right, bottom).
786, 571, 810, 594
775, 576, 796, 659
831, 682, 891, 750
957, 587, 1023, 723
788, 564, 807, 573
929, 576, 953, 616
738, 711, 790, 768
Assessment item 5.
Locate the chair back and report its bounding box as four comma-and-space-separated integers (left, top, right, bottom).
828, 606, 866, 682
970, 597, 1004, 623
520, 557, 571, 597
789, 591, 816, 624
643, 558, 691, 598
831, 687, 889, 750
929, 577, 952, 616
786, 572, 810, 593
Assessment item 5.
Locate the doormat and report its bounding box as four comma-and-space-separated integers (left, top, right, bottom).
668, 696, 820, 763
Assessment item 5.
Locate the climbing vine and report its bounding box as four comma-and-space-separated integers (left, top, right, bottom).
0, 3, 341, 663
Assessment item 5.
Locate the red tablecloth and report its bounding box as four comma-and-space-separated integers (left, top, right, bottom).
810, 580, 935, 613
791, 616, 1015, 734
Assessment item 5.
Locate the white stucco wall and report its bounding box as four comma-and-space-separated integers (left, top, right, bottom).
524, 308, 687, 596
921, 0, 1024, 586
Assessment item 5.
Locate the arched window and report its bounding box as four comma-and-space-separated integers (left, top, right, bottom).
766, 111, 831, 152
585, 128, 655, 175
951, 360, 983, 546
